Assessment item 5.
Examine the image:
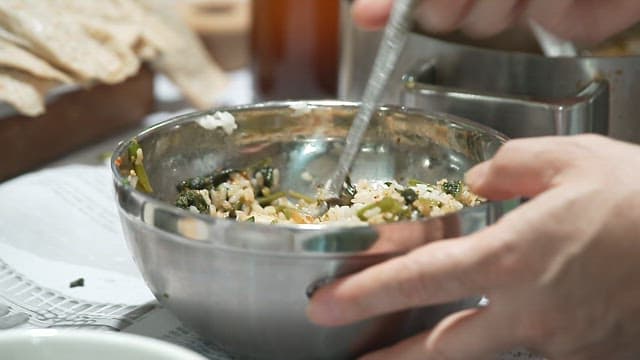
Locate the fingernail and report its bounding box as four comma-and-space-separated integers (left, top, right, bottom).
465, 162, 489, 189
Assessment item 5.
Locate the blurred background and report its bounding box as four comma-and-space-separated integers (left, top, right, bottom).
2, 0, 640, 181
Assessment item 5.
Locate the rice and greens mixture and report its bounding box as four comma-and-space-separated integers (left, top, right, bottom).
172, 163, 483, 225
123, 137, 484, 226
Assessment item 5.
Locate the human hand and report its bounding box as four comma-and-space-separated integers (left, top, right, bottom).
307, 134, 640, 359
352, 0, 640, 44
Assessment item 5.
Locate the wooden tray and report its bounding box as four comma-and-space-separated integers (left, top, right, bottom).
0, 66, 154, 181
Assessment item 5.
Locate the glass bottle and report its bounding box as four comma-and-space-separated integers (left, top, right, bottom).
250, 0, 340, 100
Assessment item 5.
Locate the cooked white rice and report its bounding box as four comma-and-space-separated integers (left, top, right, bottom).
176, 170, 482, 225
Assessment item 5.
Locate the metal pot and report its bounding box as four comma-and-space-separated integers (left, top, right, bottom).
111, 100, 512, 359
339, 1, 640, 143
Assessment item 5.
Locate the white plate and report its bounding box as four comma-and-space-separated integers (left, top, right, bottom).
0, 329, 207, 360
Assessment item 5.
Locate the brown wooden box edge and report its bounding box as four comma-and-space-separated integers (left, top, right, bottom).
0, 66, 154, 182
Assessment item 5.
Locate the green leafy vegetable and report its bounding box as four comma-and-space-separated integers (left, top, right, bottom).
357, 196, 406, 221
256, 191, 286, 206
175, 190, 209, 213
288, 190, 316, 204
441, 180, 462, 196
127, 139, 153, 193
398, 188, 418, 204
338, 176, 357, 206
176, 168, 241, 192
69, 278, 84, 288
255, 166, 275, 188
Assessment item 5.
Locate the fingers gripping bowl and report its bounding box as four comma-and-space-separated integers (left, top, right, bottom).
111, 101, 510, 359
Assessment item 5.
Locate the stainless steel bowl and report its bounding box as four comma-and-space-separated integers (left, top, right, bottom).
111, 100, 511, 359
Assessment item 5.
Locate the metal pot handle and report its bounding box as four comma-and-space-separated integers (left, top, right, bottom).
401, 59, 609, 138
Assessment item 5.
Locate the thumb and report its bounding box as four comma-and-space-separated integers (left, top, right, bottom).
465, 137, 574, 200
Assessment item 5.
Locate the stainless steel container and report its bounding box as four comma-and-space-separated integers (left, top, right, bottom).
111, 100, 512, 359
339, 2, 640, 143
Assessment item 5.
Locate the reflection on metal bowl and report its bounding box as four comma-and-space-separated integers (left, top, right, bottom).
111, 100, 513, 359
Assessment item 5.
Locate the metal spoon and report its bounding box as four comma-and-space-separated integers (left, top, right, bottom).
315, 0, 418, 216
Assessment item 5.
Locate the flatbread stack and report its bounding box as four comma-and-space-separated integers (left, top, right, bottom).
0, 0, 227, 117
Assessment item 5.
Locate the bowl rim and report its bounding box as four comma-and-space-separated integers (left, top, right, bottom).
110, 100, 510, 255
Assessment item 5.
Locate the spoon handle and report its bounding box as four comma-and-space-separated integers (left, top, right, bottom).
324, 0, 417, 196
